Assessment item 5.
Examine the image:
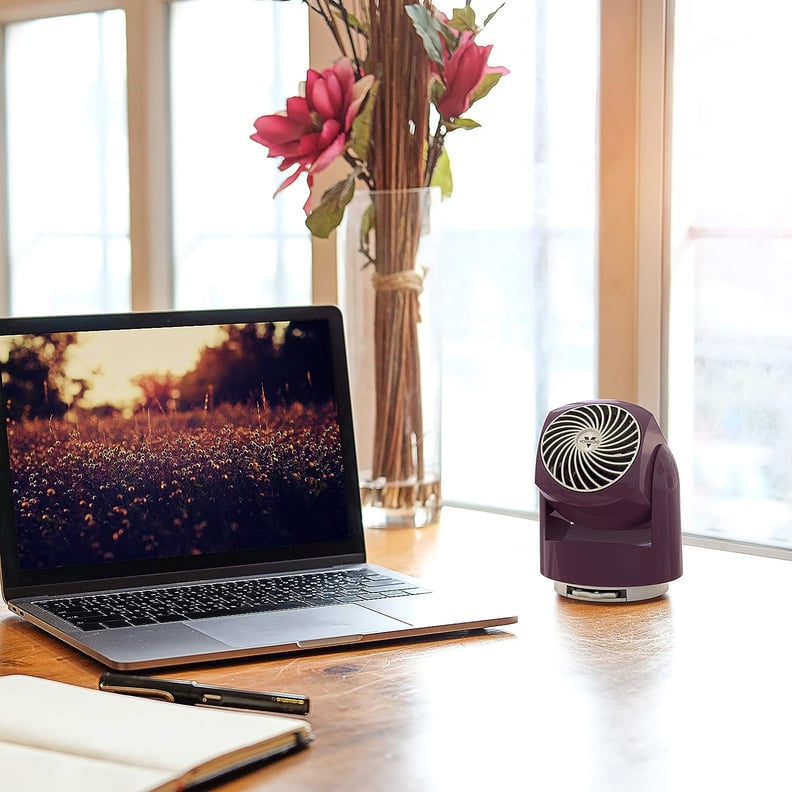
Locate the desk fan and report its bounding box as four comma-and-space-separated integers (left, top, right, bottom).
534, 400, 683, 603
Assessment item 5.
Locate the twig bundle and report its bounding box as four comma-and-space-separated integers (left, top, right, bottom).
367, 0, 431, 191
365, 1, 435, 506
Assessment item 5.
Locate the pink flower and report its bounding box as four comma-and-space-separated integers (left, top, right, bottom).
436, 32, 508, 121
251, 58, 374, 213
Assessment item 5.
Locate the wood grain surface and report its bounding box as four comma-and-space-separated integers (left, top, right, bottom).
2, 507, 790, 791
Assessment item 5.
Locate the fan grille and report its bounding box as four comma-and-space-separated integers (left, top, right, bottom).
540, 403, 641, 492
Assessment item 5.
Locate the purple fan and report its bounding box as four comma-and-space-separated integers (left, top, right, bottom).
535, 400, 683, 603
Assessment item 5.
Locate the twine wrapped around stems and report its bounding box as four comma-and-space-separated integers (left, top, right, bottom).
371, 269, 425, 295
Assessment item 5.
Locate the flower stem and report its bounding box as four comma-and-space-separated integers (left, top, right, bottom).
303, 1, 346, 55
342, 153, 373, 189
424, 118, 446, 187
303, 0, 366, 79
336, 3, 366, 79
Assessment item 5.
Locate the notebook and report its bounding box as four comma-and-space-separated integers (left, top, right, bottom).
0, 674, 312, 792
0, 305, 516, 669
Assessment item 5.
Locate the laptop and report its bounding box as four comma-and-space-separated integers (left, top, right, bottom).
0, 305, 516, 669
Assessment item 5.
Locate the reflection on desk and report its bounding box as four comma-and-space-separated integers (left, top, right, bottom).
1, 506, 790, 791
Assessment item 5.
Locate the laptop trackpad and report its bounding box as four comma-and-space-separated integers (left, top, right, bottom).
188, 604, 406, 649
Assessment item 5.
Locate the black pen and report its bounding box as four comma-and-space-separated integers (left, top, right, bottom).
99, 672, 310, 716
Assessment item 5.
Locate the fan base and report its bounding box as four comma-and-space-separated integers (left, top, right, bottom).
554, 580, 669, 604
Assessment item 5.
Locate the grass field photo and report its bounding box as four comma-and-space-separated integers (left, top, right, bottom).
0, 320, 348, 570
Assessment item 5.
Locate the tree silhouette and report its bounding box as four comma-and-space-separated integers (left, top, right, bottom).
1, 333, 85, 420
174, 321, 334, 410
126, 321, 336, 415
280, 321, 334, 405
176, 323, 279, 410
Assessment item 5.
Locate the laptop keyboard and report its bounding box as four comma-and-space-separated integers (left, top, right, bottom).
34, 569, 431, 631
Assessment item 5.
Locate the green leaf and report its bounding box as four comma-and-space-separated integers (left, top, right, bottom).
438, 23, 459, 52
444, 116, 481, 131
467, 70, 505, 108
358, 200, 376, 260
482, 3, 506, 30
430, 147, 454, 199
449, 6, 477, 33
349, 80, 378, 162
405, 4, 445, 65
431, 78, 445, 107
305, 175, 357, 238
333, 8, 367, 36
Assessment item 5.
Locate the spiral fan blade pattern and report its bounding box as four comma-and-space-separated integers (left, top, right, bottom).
540, 403, 641, 492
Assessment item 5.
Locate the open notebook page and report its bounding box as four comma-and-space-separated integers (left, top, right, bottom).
0, 674, 312, 792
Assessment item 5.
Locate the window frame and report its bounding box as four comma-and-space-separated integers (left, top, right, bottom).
18, 0, 766, 554
1, 0, 663, 349
597, 0, 669, 420
0, 0, 171, 312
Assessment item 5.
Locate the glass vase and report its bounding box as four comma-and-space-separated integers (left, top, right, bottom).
338, 187, 442, 528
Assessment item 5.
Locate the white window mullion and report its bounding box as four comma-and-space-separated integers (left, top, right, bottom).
666, 0, 697, 523
0, 0, 117, 20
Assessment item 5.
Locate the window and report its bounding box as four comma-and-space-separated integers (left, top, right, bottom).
4, 10, 130, 315
668, 0, 792, 551
11, 1, 784, 553
440, 0, 598, 512
0, 0, 310, 316
169, 0, 310, 309
1, 0, 597, 514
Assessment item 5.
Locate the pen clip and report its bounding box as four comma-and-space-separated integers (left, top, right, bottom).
99, 683, 176, 703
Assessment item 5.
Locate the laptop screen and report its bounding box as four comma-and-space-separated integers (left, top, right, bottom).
0, 307, 364, 591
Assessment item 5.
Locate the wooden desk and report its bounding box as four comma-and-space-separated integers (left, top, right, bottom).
2, 507, 791, 790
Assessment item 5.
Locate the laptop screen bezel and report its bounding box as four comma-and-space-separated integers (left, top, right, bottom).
0, 305, 367, 598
